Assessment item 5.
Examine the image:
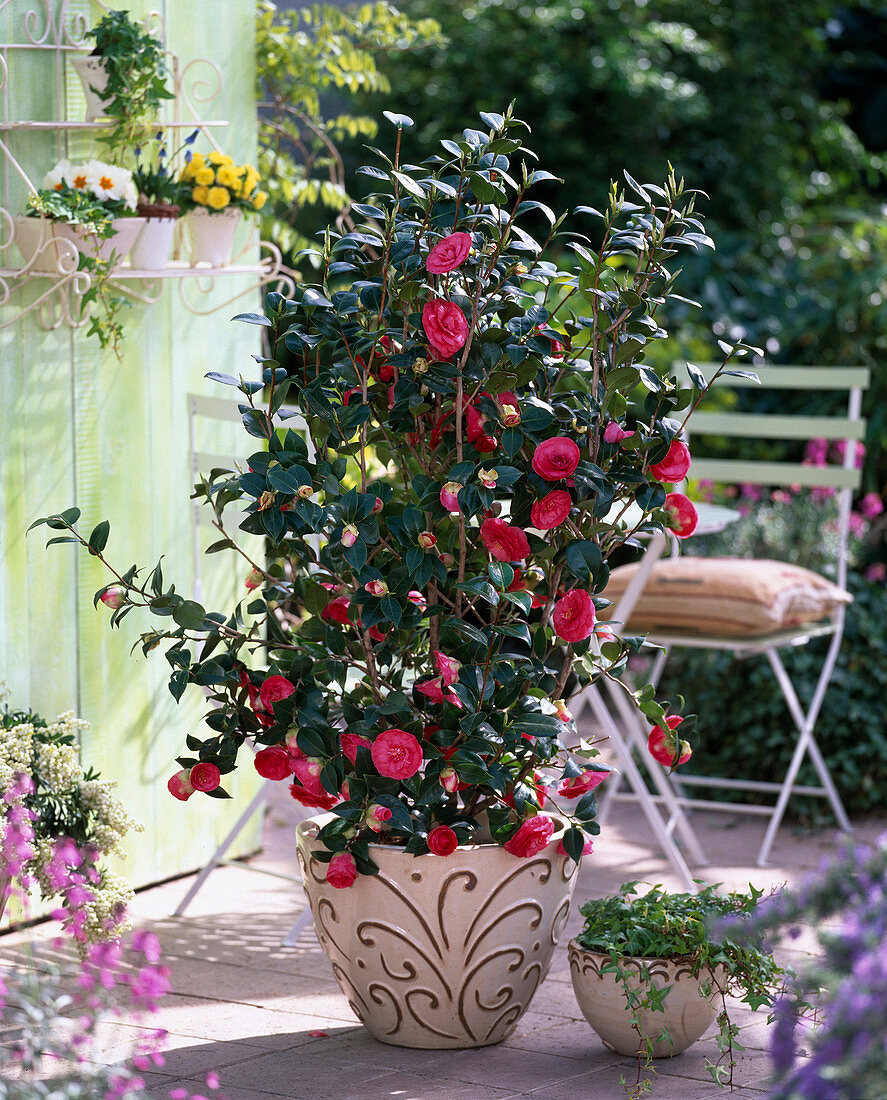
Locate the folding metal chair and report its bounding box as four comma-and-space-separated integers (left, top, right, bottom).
590, 364, 869, 867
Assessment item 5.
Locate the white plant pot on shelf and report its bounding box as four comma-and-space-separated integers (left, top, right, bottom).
185, 206, 242, 267
70, 55, 111, 122
129, 216, 178, 271
14, 216, 145, 273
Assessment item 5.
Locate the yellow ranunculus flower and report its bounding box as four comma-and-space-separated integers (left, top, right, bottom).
187, 152, 205, 173
208, 152, 233, 166
191, 185, 209, 205
195, 166, 215, 187
253, 190, 268, 210
215, 165, 239, 189
206, 185, 230, 210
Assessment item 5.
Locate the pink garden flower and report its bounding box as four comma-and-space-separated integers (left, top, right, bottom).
440, 482, 462, 513
99, 586, 125, 609
365, 804, 393, 832
557, 769, 609, 798
188, 762, 221, 793
365, 579, 388, 597
532, 437, 581, 481
340, 732, 372, 763
503, 815, 555, 857
433, 650, 461, 686
418, 531, 437, 550
426, 231, 472, 273
480, 517, 530, 562
326, 852, 358, 889
407, 590, 427, 610
244, 568, 263, 590
649, 438, 691, 483
530, 490, 572, 530
860, 492, 884, 519
427, 825, 458, 855
422, 299, 469, 360
603, 421, 633, 445
167, 769, 194, 801
259, 675, 295, 712
647, 715, 692, 767
552, 589, 596, 643
341, 524, 359, 547
253, 746, 292, 781
664, 492, 698, 539
371, 728, 424, 780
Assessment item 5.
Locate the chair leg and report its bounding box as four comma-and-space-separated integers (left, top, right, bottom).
758, 644, 852, 866
585, 686, 700, 892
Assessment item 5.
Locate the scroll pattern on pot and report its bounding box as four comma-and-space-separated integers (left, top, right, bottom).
296, 818, 577, 1049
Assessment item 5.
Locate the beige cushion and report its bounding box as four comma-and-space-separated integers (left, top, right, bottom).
601, 558, 852, 638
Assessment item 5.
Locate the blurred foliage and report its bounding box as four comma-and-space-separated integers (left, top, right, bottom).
346, 0, 887, 501
255, 1, 442, 265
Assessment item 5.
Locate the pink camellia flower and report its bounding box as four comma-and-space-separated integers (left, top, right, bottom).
189, 762, 221, 793
407, 589, 427, 610
372, 497, 384, 514
480, 516, 530, 562
503, 815, 555, 857
417, 677, 447, 705
434, 651, 461, 686
365, 804, 393, 832
426, 231, 472, 274
167, 769, 194, 802
649, 439, 691, 483
259, 675, 296, 712
340, 731, 372, 764
531, 490, 572, 530
860, 492, 884, 519
865, 562, 886, 583
466, 405, 497, 454
664, 492, 698, 539
244, 568, 263, 591
553, 699, 572, 722
427, 825, 459, 856
478, 468, 498, 489
603, 421, 634, 445
100, 586, 125, 609
418, 531, 437, 550
552, 589, 596, 643
440, 767, 460, 793
648, 715, 692, 767
422, 299, 469, 360
253, 746, 292, 782
341, 524, 359, 548
365, 579, 388, 597
371, 728, 424, 780
321, 596, 351, 625
532, 437, 581, 481
440, 482, 462, 513
557, 769, 609, 798
326, 852, 358, 889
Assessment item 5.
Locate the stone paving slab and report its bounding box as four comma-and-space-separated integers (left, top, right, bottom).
4, 773, 883, 1100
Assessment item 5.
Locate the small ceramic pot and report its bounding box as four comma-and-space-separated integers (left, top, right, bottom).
129, 215, 178, 271
14, 215, 145, 273
185, 206, 242, 267
568, 941, 727, 1057
70, 55, 110, 122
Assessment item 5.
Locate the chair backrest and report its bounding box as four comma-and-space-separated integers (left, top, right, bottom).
674, 362, 870, 589
187, 393, 314, 600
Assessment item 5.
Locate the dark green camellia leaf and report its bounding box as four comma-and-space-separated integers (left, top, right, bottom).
88, 520, 110, 554
383, 110, 414, 129
561, 826, 587, 865
172, 601, 208, 630
565, 540, 602, 584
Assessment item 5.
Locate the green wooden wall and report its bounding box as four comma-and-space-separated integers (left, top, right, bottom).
0, 0, 266, 890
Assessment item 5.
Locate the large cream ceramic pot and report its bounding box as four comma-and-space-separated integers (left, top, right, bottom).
296, 813, 578, 1049
568, 942, 726, 1057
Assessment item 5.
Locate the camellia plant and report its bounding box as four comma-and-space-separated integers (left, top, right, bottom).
31, 108, 756, 886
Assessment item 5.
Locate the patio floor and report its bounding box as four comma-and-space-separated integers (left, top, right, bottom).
3, 778, 878, 1100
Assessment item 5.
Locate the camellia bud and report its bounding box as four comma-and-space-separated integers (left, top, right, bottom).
296, 484, 314, 499
438, 551, 455, 567
100, 586, 125, 610
500, 404, 521, 428
440, 482, 462, 514
244, 568, 263, 591
412, 357, 430, 375
407, 590, 427, 610
418, 531, 437, 550
478, 468, 498, 489
553, 699, 573, 723
258, 491, 276, 511
514, 263, 528, 276
372, 497, 384, 514
440, 767, 459, 793
365, 804, 393, 833
365, 579, 389, 598
341, 524, 359, 547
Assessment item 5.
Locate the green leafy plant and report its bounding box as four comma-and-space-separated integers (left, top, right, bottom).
132, 129, 199, 212
576, 882, 795, 1096
85, 8, 173, 163
255, 1, 443, 264
31, 107, 756, 885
